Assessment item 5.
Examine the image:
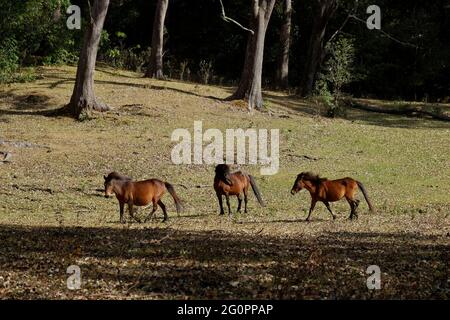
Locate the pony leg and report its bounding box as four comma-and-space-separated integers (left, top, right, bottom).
144, 201, 158, 222
243, 189, 248, 213
119, 202, 125, 224
225, 194, 232, 216
346, 198, 358, 220
128, 202, 141, 223
352, 200, 359, 219
158, 200, 168, 222
324, 201, 336, 220
217, 193, 225, 215
306, 199, 317, 221
236, 194, 242, 213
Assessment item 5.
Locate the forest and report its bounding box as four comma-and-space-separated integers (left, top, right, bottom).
0, 0, 449, 300
2, 0, 450, 104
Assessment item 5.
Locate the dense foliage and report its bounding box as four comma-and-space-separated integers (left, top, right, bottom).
1, 0, 449, 101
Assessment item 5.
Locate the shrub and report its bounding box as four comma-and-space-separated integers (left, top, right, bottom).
179, 60, 189, 81
198, 60, 213, 84
0, 39, 20, 83
326, 37, 355, 95
314, 36, 355, 118
43, 48, 78, 65
102, 46, 150, 72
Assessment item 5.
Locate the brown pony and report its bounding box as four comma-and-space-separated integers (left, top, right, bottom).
104, 172, 182, 223
290, 172, 374, 221
214, 164, 265, 215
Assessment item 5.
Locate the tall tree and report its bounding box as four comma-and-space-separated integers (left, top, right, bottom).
145, 0, 169, 79
299, 0, 338, 96
228, 0, 277, 111
65, 0, 110, 118
276, 0, 292, 88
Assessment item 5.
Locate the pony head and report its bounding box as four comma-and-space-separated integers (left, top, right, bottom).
215, 164, 233, 186
103, 172, 130, 198
291, 172, 306, 194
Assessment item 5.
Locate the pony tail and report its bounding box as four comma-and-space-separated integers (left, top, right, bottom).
356, 181, 375, 212
164, 182, 182, 214
249, 175, 266, 207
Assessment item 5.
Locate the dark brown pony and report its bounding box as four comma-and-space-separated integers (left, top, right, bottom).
104, 172, 182, 223
214, 164, 265, 215
290, 172, 374, 221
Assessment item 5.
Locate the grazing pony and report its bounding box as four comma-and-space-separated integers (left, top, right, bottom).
214, 164, 265, 215
104, 172, 182, 223
290, 172, 374, 221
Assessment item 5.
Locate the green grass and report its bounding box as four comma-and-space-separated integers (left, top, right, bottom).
0, 66, 449, 299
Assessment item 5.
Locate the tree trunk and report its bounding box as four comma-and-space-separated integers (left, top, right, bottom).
228, 0, 277, 111
299, 0, 337, 97
65, 0, 110, 118
276, 0, 291, 89
145, 0, 169, 79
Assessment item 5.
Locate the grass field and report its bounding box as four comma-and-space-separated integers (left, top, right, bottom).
0, 66, 449, 299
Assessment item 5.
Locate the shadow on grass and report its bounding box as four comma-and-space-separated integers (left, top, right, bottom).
264, 92, 450, 129
0, 90, 69, 118
44, 73, 228, 102
96, 67, 145, 79
2, 71, 449, 129
0, 224, 447, 299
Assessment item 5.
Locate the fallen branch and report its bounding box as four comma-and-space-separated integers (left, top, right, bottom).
126, 270, 146, 294
287, 154, 320, 161
152, 233, 172, 244
0, 140, 50, 149
194, 184, 211, 188
346, 100, 450, 122
254, 228, 264, 235
174, 184, 210, 189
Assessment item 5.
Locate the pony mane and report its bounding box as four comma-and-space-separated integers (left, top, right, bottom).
215, 164, 234, 185
215, 164, 231, 175
300, 172, 327, 183
105, 171, 132, 183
